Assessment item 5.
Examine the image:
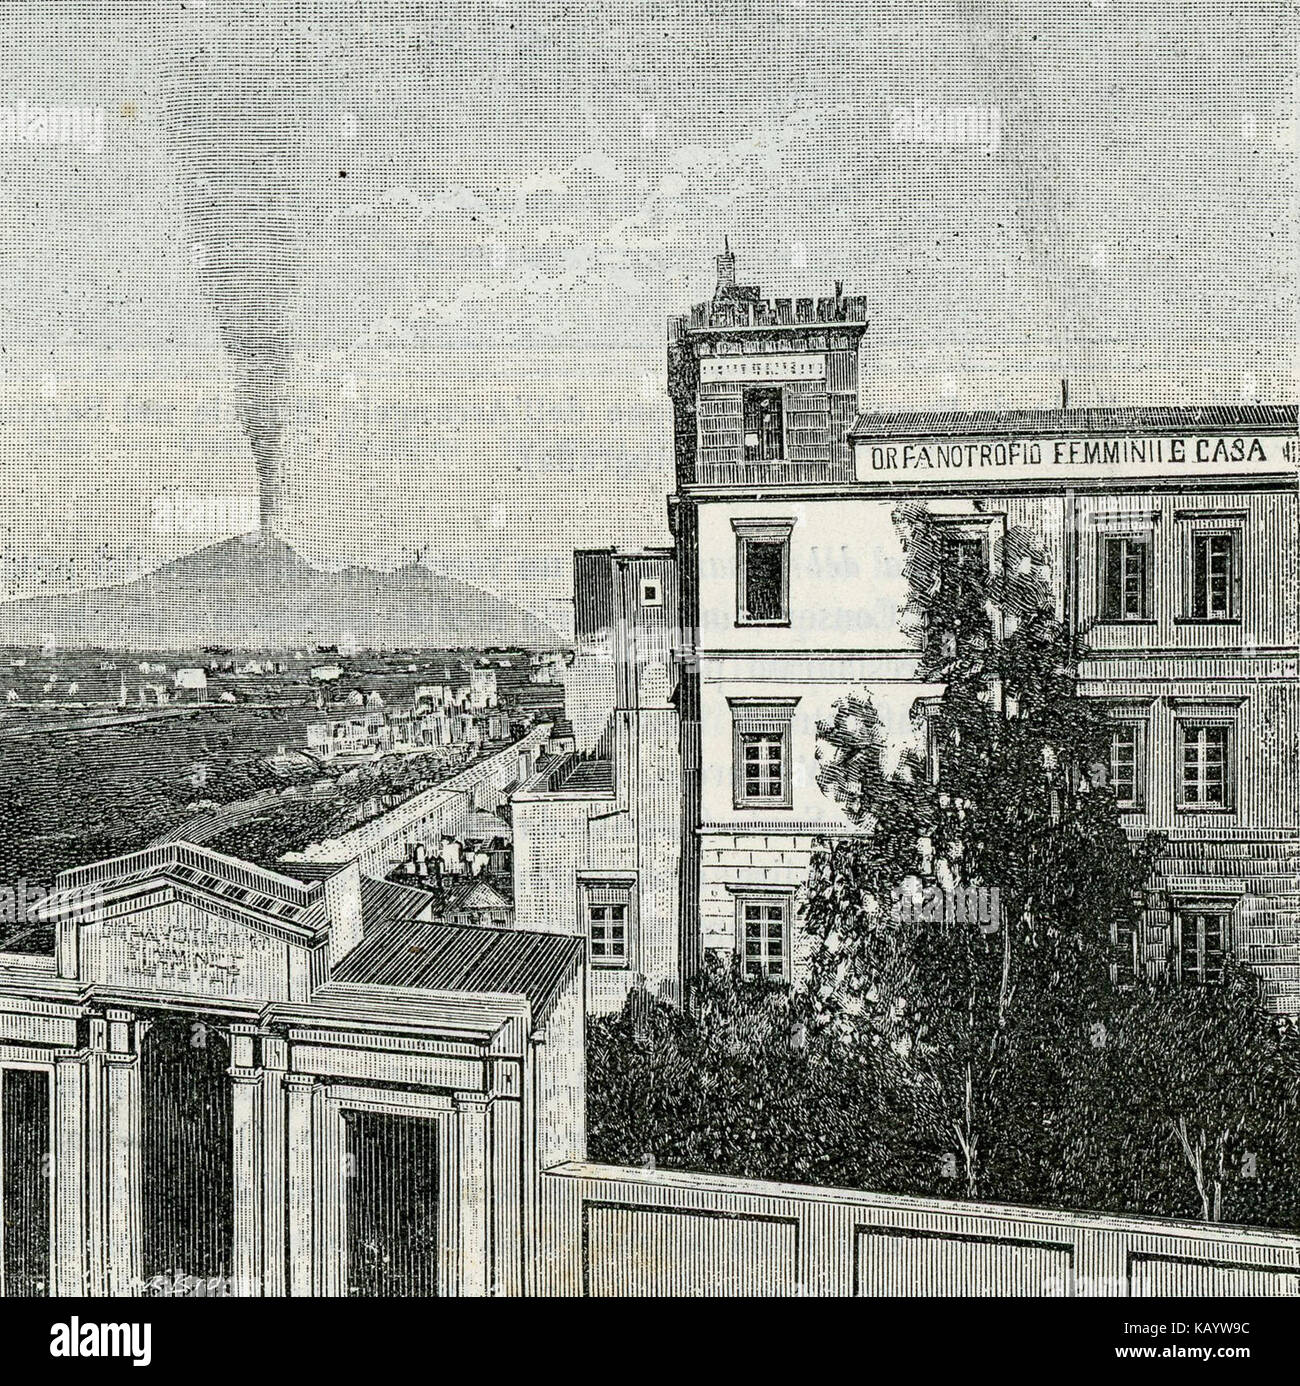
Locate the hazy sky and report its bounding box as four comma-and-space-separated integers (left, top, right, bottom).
0, 0, 1294, 631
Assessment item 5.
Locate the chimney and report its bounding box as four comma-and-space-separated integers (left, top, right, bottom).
1061, 378, 1069, 410
715, 236, 736, 295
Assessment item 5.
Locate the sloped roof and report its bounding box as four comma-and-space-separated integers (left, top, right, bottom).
359, 874, 437, 930
43, 841, 328, 935
334, 919, 582, 1022
439, 875, 512, 914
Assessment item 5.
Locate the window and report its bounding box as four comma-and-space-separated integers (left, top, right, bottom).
1177, 906, 1231, 986
1188, 531, 1238, 620
1177, 721, 1234, 810
639, 578, 663, 607
740, 731, 785, 800
742, 386, 784, 462
739, 896, 790, 980
1108, 721, 1146, 810
582, 880, 634, 968
1100, 536, 1153, 621
730, 698, 798, 810
929, 523, 993, 644
1111, 918, 1139, 983
733, 518, 793, 625
937, 531, 988, 606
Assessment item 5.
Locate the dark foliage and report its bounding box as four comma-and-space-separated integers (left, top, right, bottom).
587, 957, 942, 1192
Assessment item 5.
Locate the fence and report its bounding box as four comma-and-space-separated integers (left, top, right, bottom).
538, 1162, 1300, 1297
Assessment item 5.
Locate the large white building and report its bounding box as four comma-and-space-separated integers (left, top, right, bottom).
664, 248, 1300, 1008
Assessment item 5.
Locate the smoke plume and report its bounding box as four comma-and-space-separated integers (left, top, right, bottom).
162, 54, 299, 538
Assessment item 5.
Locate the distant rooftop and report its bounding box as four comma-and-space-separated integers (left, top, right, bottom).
334, 919, 582, 1022
850, 404, 1299, 441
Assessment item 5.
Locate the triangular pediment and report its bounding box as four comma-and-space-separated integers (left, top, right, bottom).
39, 842, 331, 1004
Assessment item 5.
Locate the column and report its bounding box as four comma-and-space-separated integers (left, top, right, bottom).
228, 1024, 264, 1297
259, 1036, 288, 1298
454, 1092, 491, 1297
284, 1074, 316, 1296
52, 1052, 88, 1296
102, 1009, 141, 1297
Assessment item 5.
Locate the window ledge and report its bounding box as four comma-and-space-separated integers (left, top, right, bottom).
1095, 618, 1157, 627
1173, 617, 1241, 626
1174, 804, 1237, 815
735, 619, 791, 628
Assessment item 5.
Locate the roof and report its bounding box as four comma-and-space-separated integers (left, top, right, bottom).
276, 859, 348, 882
43, 841, 328, 935
556, 759, 614, 793
334, 919, 583, 1021
459, 809, 513, 842
439, 875, 512, 914
359, 874, 437, 930
848, 403, 1298, 442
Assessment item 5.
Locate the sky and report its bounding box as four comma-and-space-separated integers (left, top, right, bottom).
0, 0, 1294, 633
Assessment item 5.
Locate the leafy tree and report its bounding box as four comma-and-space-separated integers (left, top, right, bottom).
1053, 967, 1300, 1225
587, 956, 941, 1192
802, 506, 1162, 1201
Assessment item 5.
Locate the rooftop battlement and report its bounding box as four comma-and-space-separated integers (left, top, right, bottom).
668, 241, 868, 339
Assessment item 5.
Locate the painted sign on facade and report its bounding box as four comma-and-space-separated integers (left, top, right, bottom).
854, 433, 1300, 484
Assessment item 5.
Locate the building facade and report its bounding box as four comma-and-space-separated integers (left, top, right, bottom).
511, 548, 684, 1013
667, 249, 1300, 1007
0, 841, 584, 1297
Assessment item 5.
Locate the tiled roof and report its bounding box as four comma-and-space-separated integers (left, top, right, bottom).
849, 404, 1298, 441
334, 920, 583, 1021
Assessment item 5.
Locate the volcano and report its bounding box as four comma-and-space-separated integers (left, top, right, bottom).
0, 535, 560, 651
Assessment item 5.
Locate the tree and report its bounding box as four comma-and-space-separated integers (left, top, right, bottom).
1053, 967, 1300, 1225
586, 956, 940, 1193
802, 505, 1162, 1201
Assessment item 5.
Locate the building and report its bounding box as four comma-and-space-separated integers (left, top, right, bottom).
438, 876, 514, 929
0, 841, 583, 1297
173, 667, 209, 702
6, 836, 1300, 1300
511, 548, 683, 1013
665, 247, 1300, 1007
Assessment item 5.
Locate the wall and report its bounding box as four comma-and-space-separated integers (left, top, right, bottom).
512, 707, 682, 1014
283, 725, 550, 877
538, 1163, 1300, 1297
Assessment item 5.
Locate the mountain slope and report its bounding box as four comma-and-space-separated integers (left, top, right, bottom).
0, 535, 560, 651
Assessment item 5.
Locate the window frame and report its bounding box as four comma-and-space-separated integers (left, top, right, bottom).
735, 891, 793, 982
639, 578, 663, 608
1098, 533, 1155, 623
1174, 900, 1234, 986
579, 875, 636, 970
1177, 512, 1244, 624
732, 518, 794, 627
925, 516, 1001, 649
1110, 916, 1140, 985
741, 384, 785, 463
729, 697, 798, 811
1107, 718, 1148, 812
1174, 715, 1237, 813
